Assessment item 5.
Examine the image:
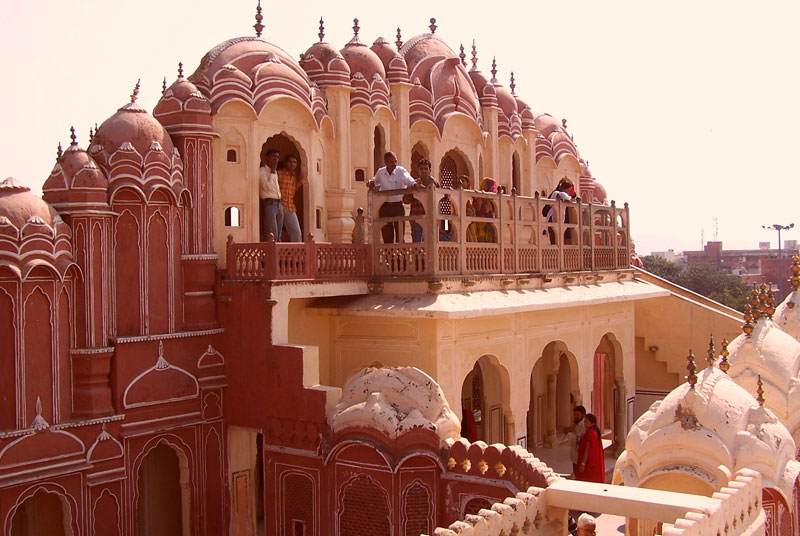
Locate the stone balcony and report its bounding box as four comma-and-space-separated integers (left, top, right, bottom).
225, 187, 632, 283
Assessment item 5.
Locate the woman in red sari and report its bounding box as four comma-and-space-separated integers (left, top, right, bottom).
576, 413, 605, 483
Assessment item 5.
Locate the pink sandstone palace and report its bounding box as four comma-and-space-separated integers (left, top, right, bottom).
2, 6, 800, 536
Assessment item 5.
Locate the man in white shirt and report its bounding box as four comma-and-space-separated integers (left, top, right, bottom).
260, 149, 282, 241
368, 151, 418, 243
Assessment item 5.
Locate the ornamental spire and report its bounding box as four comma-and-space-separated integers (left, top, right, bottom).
396, 28, 403, 51
352, 18, 360, 39
57, 142, 63, 159
318, 17, 325, 42
756, 374, 765, 406
743, 303, 754, 336
89, 127, 94, 144
162, 77, 167, 95
459, 44, 466, 67
178, 61, 184, 78
470, 40, 478, 71
510, 72, 516, 95
490, 56, 497, 84
254, 0, 264, 37
791, 251, 800, 295
429, 17, 437, 34
686, 350, 697, 389
130, 79, 141, 103
719, 338, 730, 373
767, 286, 776, 318
69, 126, 77, 146
706, 334, 715, 367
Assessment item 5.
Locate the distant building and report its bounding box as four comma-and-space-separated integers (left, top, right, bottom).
650, 249, 686, 266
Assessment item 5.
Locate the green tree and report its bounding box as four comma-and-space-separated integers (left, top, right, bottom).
640, 256, 749, 311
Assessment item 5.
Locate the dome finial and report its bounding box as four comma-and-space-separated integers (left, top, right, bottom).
758, 279, 769, 317
459, 44, 466, 67
749, 284, 761, 322
756, 374, 765, 406
470, 40, 478, 71
743, 303, 754, 336
69, 126, 77, 146
767, 285, 776, 317
318, 17, 325, 42
429, 18, 437, 34
57, 142, 63, 159
88, 127, 94, 144
352, 18, 360, 38
130, 79, 141, 103
396, 28, 403, 51
706, 334, 715, 367
790, 251, 800, 295
254, 0, 264, 37
510, 72, 516, 95
178, 61, 184, 78
490, 56, 497, 84
719, 338, 730, 373
162, 77, 167, 95
686, 350, 697, 389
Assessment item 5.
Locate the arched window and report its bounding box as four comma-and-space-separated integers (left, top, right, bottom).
512, 152, 520, 193
224, 206, 240, 227
11, 489, 70, 536
373, 126, 386, 176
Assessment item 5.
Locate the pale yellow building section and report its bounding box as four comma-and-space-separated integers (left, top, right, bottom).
290, 280, 665, 445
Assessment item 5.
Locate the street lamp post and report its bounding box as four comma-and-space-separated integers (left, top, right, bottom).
762, 223, 794, 299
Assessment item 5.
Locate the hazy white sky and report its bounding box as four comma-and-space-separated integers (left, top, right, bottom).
1, 0, 798, 254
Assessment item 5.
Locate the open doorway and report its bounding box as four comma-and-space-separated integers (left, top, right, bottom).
260, 134, 307, 242
137, 442, 188, 536
460, 355, 510, 444
11, 489, 72, 536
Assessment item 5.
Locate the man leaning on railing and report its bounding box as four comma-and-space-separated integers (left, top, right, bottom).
368, 151, 421, 244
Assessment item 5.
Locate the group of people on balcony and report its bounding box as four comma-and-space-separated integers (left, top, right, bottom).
369, 151, 577, 246
259, 148, 303, 242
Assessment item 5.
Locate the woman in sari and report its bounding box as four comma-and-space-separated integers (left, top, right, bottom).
576, 413, 605, 483
467, 178, 498, 242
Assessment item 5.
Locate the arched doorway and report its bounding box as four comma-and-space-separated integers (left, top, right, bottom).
411, 141, 429, 179
528, 342, 578, 448
460, 356, 510, 444
592, 334, 623, 450
260, 134, 307, 242
11, 489, 72, 536
512, 151, 520, 193
373, 126, 386, 178
137, 443, 187, 536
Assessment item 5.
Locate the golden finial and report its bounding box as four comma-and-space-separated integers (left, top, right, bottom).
790, 250, 800, 295
749, 285, 761, 321
470, 40, 478, 71
162, 77, 167, 95
130, 79, 141, 103
719, 338, 730, 373
743, 303, 754, 336
396, 28, 403, 51
510, 72, 516, 95
459, 44, 466, 67
69, 126, 77, 146
766, 286, 776, 317
490, 56, 497, 84
318, 17, 325, 42
429, 17, 437, 34
706, 334, 716, 367
254, 0, 264, 37
758, 280, 769, 317
56, 142, 63, 159
178, 61, 184, 78
686, 350, 697, 389
756, 374, 765, 406
352, 18, 360, 38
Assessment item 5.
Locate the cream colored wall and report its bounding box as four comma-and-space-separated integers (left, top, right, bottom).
291, 300, 636, 446
634, 294, 741, 382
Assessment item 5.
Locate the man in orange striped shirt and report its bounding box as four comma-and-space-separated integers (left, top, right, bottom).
278, 154, 302, 242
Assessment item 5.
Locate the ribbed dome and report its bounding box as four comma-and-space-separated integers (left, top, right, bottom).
341, 36, 386, 81
0, 178, 59, 229
370, 37, 409, 83
42, 141, 108, 209
93, 102, 175, 158
301, 41, 351, 86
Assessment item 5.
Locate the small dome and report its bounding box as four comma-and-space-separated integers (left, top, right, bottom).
341, 36, 386, 81
533, 113, 561, 137
590, 180, 608, 204
615, 366, 800, 500
154, 76, 213, 132
301, 41, 351, 86
468, 70, 498, 108
580, 158, 592, 178
42, 142, 108, 209
93, 101, 175, 159
0, 178, 58, 230
370, 37, 409, 83
494, 84, 518, 119
400, 33, 456, 76
328, 366, 460, 446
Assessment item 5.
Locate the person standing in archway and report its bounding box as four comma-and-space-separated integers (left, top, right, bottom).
561, 405, 586, 476
278, 154, 302, 242
259, 149, 282, 241
369, 151, 418, 243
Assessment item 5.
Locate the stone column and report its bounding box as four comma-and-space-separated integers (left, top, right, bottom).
545, 374, 557, 447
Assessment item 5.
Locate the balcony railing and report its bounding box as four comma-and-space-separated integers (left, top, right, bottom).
225, 187, 631, 282
368, 186, 630, 277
